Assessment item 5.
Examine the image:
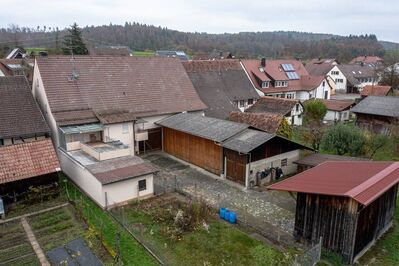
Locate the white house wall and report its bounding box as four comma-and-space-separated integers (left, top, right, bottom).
328, 66, 347, 93
103, 174, 154, 207
104, 122, 135, 155
324, 110, 350, 122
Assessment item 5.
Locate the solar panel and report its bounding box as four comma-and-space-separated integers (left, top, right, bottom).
281, 63, 294, 71
286, 71, 300, 80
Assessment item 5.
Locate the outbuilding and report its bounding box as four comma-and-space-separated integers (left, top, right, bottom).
268, 161, 399, 264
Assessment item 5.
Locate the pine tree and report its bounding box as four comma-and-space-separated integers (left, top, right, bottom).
62, 23, 88, 55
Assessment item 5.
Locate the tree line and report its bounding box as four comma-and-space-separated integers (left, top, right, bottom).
0, 22, 386, 62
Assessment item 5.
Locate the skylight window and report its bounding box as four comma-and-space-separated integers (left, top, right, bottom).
286, 71, 300, 80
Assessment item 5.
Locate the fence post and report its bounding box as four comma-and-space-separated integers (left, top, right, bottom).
105, 192, 108, 209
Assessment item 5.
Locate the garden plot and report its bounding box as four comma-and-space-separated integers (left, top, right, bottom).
0, 221, 39, 266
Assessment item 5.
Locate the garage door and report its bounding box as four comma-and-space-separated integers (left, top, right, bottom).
225, 149, 246, 185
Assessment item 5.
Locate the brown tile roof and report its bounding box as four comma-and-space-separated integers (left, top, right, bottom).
246, 96, 300, 115
0, 139, 60, 184
36, 56, 207, 124
318, 99, 354, 111
0, 76, 50, 138
86, 156, 157, 184
52, 109, 99, 126
183, 59, 243, 72
294, 153, 369, 167
361, 85, 392, 96
268, 161, 399, 206
305, 58, 337, 76
241, 59, 326, 94
229, 111, 283, 134
350, 56, 384, 64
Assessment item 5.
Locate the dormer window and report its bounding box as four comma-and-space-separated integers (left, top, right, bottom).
261, 81, 269, 88
258, 67, 265, 72
275, 81, 288, 87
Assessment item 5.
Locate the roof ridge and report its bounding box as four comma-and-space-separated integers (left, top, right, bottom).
345, 162, 399, 199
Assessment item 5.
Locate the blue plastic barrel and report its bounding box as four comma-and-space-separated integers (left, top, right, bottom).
224, 209, 230, 221
219, 208, 226, 219
229, 211, 237, 224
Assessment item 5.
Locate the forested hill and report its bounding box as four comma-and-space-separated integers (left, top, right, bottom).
0, 22, 393, 62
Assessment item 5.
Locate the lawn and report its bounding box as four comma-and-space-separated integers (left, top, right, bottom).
132, 50, 155, 57
111, 194, 291, 266
65, 180, 158, 266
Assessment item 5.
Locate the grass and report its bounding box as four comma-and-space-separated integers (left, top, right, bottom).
65, 180, 158, 266
111, 195, 290, 266
372, 136, 399, 161
132, 50, 155, 57
25, 47, 47, 53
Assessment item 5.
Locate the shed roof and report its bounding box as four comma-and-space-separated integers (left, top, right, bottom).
351, 96, 399, 117
246, 96, 300, 115
0, 139, 60, 184
268, 161, 399, 206
0, 76, 50, 138
229, 111, 283, 134
317, 99, 354, 111
294, 153, 369, 167
36, 56, 207, 124
86, 156, 157, 185
221, 129, 275, 153
156, 113, 248, 142
361, 85, 392, 96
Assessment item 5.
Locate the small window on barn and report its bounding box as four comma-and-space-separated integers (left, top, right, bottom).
281, 158, 288, 167
138, 179, 147, 191
122, 123, 129, 134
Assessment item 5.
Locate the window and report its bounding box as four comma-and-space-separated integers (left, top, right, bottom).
233, 100, 238, 106
248, 99, 253, 105
275, 81, 288, 87
335, 78, 343, 83
331, 71, 339, 75
138, 179, 147, 191
261, 81, 269, 88
122, 123, 129, 134
281, 158, 288, 167
324, 91, 328, 99
239, 100, 245, 107
322, 81, 326, 87
286, 93, 294, 99
0, 139, 3, 146
296, 104, 299, 112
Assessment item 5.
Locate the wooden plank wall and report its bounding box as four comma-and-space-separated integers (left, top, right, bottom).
162, 127, 222, 175
224, 148, 247, 185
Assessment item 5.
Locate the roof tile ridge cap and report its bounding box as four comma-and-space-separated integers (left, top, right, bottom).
345, 162, 399, 198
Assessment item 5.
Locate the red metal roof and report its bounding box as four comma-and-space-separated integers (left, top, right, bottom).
0, 139, 60, 184
268, 161, 399, 206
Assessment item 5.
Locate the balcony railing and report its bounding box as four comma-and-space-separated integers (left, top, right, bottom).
80, 142, 131, 161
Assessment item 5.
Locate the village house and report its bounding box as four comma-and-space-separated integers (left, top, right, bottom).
32, 56, 207, 208
0, 76, 60, 208
0, 59, 34, 82
242, 58, 332, 101
349, 55, 384, 65
351, 96, 399, 133
245, 96, 303, 126
337, 64, 378, 93
5, 48, 25, 59
305, 58, 346, 93
318, 99, 354, 122
360, 85, 393, 97
182, 59, 260, 119
268, 161, 399, 264
157, 113, 309, 187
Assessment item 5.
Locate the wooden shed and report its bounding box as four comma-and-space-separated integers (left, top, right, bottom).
156, 113, 248, 175
268, 161, 399, 264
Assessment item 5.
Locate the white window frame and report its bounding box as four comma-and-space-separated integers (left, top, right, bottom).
122, 123, 129, 134
261, 81, 269, 88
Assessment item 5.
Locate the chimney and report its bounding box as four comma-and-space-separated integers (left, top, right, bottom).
261, 57, 266, 67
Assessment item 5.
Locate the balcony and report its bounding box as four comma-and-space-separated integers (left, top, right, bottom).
80, 141, 131, 161
135, 130, 148, 142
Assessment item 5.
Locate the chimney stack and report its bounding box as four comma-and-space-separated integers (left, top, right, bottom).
261, 57, 266, 67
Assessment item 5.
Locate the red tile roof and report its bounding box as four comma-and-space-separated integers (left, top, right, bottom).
349, 56, 384, 64
36, 56, 207, 125
318, 99, 354, 111
268, 161, 399, 206
246, 96, 300, 115
361, 85, 392, 96
241, 59, 326, 94
0, 139, 60, 184
229, 111, 283, 134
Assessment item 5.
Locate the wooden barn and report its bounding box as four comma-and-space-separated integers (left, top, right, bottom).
268, 161, 399, 264
157, 113, 309, 187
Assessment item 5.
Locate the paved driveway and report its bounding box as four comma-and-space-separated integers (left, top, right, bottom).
142, 152, 297, 245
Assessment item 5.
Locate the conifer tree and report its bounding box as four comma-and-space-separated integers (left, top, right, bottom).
62, 23, 88, 55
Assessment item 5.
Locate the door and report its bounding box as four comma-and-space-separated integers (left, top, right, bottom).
225, 149, 247, 185
139, 127, 162, 153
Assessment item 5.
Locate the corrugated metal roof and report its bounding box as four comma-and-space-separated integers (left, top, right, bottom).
156, 113, 248, 142
221, 129, 275, 153
268, 161, 399, 206
351, 96, 399, 117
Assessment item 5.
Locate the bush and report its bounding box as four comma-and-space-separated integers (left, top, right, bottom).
321, 124, 366, 156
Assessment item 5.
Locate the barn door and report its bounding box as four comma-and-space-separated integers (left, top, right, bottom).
225, 150, 246, 185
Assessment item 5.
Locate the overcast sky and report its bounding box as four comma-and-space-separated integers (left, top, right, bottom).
1, 0, 398, 42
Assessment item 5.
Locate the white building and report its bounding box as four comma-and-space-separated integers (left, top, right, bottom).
32, 56, 207, 208
318, 99, 354, 122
